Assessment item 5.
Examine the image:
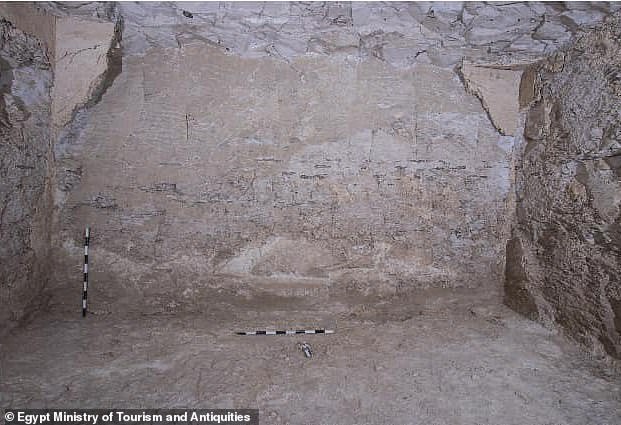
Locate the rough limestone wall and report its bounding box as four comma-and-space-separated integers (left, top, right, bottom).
506, 14, 621, 358
52, 44, 511, 311
45, 2, 620, 314
0, 19, 53, 331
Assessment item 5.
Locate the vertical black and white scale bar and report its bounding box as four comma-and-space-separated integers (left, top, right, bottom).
82, 226, 90, 317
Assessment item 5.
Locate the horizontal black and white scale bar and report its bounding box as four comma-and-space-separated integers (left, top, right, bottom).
236, 329, 335, 335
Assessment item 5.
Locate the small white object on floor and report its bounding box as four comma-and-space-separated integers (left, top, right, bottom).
299, 342, 313, 359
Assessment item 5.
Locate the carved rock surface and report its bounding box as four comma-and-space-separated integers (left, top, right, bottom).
52, 43, 513, 311
41, 2, 620, 314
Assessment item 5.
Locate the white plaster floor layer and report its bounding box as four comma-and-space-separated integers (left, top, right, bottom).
1, 289, 620, 425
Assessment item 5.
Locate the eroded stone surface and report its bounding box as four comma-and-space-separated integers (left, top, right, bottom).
42, 1, 621, 67
0, 19, 53, 332
506, 13, 621, 358
0, 2, 121, 332
1, 3, 119, 132
0, 3, 56, 58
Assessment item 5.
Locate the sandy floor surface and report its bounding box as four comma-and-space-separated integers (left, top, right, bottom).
1, 289, 620, 425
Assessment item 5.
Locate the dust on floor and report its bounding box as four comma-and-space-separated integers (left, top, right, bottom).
1, 289, 620, 425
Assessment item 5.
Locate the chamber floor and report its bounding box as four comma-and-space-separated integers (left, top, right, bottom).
1, 289, 619, 425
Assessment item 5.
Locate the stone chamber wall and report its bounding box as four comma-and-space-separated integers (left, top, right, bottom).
49, 2, 540, 314
45, 2, 617, 319
0, 16, 54, 332
52, 48, 516, 311
0, 2, 619, 360
506, 13, 621, 359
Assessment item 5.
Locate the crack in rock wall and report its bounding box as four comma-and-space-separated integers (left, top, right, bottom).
506, 13, 621, 359
0, 17, 54, 332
